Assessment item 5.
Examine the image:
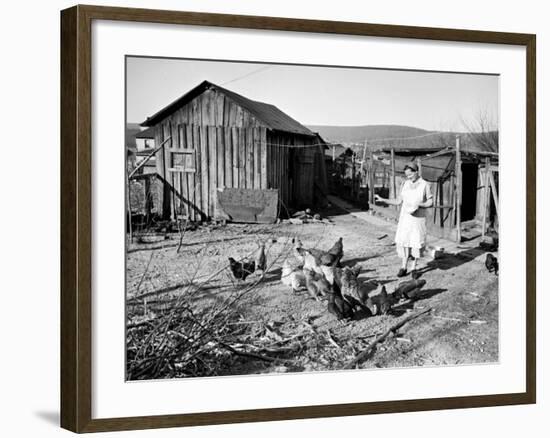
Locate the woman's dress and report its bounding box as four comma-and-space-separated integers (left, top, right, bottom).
394, 178, 432, 258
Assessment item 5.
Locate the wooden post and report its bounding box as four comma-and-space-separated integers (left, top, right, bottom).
351, 153, 356, 198
127, 176, 132, 243
417, 157, 422, 178
391, 147, 396, 211
361, 139, 368, 174
332, 145, 335, 162
455, 136, 462, 242
369, 150, 375, 206
488, 170, 499, 215
481, 157, 490, 236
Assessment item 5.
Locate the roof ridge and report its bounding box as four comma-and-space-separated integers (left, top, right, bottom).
141, 80, 315, 137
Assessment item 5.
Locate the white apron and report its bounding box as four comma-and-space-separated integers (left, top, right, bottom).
395, 178, 431, 254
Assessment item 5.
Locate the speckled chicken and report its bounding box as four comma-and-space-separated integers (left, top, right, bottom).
340, 265, 371, 305
303, 268, 331, 301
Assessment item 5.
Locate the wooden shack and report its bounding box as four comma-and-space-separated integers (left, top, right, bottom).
366, 138, 498, 242
139, 80, 327, 221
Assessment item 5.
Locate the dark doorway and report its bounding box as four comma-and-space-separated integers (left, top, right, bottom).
461, 163, 478, 221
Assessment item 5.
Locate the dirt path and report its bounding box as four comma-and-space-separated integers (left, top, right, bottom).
126, 206, 498, 377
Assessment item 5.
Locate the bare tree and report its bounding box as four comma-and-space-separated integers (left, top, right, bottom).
461, 109, 499, 153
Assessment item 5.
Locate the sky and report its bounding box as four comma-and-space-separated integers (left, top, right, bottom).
126, 56, 498, 132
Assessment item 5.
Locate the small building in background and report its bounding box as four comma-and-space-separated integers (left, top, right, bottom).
139, 80, 328, 221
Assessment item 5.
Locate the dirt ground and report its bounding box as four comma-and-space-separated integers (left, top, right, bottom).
126, 205, 498, 378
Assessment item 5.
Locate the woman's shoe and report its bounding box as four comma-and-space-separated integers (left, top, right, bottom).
411, 270, 420, 279
397, 268, 407, 277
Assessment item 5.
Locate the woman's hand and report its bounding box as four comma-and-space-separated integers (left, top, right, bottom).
374, 194, 383, 203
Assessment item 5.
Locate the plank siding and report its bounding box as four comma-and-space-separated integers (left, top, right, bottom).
254, 127, 261, 189
232, 127, 239, 188
239, 128, 246, 188
199, 126, 209, 219
193, 125, 202, 221
217, 127, 225, 191
260, 128, 267, 189
208, 126, 217, 217
246, 128, 254, 189
224, 128, 233, 188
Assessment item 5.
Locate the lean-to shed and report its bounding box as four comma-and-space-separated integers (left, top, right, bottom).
368, 136, 498, 241
140, 80, 327, 221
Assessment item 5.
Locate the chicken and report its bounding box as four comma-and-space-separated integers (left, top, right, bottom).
485, 253, 498, 275
281, 260, 306, 292
365, 284, 392, 316
297, 247, 325, 276
340, 265, 372, 305
296, 237, 344, 268
293, 238, 305, 264
393, 279, 427, 300
303, 268, 333, 301
326, 237, 344, 266
228, 257, 256, 281
255, 242, 267, 272
326, 288, 355, 322
319, 264, 342, 288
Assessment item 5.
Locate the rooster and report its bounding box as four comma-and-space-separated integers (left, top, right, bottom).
281, 260, 306, 292
393, 279, 427, 301
255, 242, 267, 272
228, 257, 256, 281
485, 253, 498, 275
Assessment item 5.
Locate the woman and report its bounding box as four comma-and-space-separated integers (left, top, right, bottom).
375, 162, 433, 277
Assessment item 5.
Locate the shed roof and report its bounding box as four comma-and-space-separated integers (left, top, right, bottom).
135, 126, 155, 139
141, 80, 315, 137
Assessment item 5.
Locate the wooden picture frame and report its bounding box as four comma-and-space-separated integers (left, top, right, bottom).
60, 4, 536, 433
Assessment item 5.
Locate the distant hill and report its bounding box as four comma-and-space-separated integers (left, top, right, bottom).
308, 124, 498, 154
306, 124, 432, 145
126, 123, 142, 149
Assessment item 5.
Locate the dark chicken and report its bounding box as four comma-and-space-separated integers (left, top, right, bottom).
326, 287, 354, 322
365, 285, 392, 316
485, 253, 498, 275
393, 279, 427, 300
228, 257, 256, 281
255, 242, 267, 272
326, 237, 344, 266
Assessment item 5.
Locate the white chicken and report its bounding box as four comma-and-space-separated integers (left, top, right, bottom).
281, 260, 306, 292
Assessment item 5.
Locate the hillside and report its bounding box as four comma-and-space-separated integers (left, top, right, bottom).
126, 123, 142, 149
307, 124, 498, 154
306, 124, 432, 144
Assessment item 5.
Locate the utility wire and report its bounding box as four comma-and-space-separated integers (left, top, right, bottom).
220, 66, 272, 86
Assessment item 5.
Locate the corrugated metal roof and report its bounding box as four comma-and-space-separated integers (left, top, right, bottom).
141, 80, 315, 137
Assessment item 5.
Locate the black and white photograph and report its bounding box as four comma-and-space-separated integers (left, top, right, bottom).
125, 56, 499, 381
